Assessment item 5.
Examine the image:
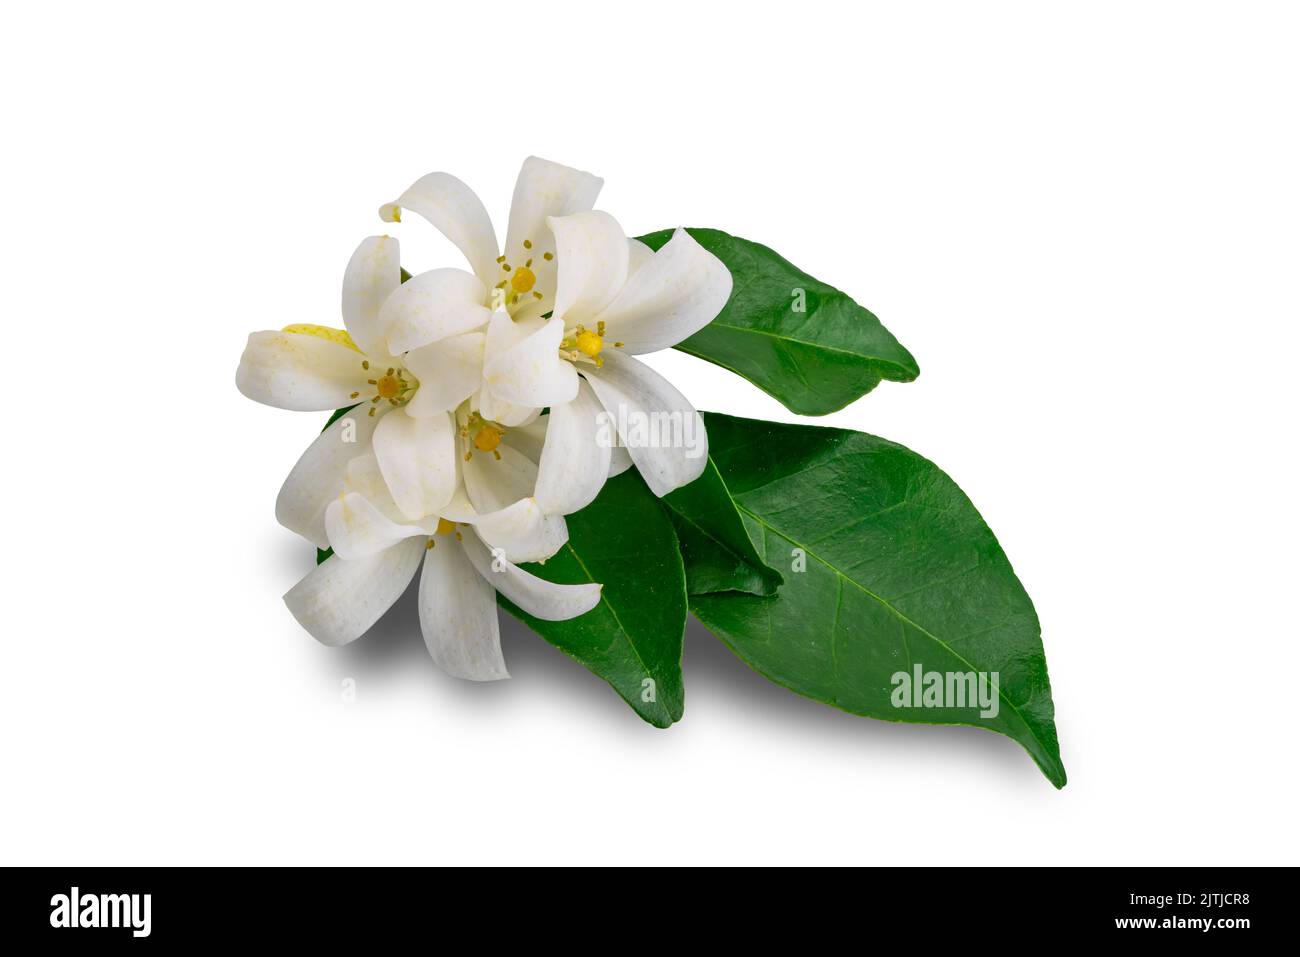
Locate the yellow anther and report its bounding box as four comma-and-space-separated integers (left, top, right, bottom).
474, 425, 504, 452
523, 239, 533, 249
510, 266, 536, 294
575, 329, 603, 357
435, 517, 456, 536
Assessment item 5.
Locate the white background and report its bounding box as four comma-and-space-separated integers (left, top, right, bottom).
3, 1, 1297, 866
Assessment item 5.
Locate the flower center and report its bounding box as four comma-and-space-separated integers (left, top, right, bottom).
349, 360, 417, 416
458, 409, 507, 461
493, 238, 550, 311
473, 425, 504, 452
560, 322, 623, 368
435, 517, 457, 536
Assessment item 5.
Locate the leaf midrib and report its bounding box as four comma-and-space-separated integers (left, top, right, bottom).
687, 320, 915, 371
735, 505, 1054, 768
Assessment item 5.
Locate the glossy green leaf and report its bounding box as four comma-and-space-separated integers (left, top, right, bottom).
499, 469, 687, 728
637, 228, 919, 415
662, 458, 783, 596
690, 413, 1066, 787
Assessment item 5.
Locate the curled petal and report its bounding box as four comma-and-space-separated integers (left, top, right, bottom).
276, 408, 380, 548
595, 228, 733, 354
283, 538, 425, 647
548, 210, 629, 324
341, 235, 401, 359
379, 171, 500, 287
461, 531, 600, 622
379, 268, 490, 355
582, 352, 708, 497
535, 379, 611, 515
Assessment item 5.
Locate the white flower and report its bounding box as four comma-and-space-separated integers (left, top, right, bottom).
283, 451, 602, 681
482, 215, 733, 500
236, 235, 470, 524
381, 158, 733, 504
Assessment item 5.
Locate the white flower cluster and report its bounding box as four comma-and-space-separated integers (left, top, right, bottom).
237, 157, 733, 680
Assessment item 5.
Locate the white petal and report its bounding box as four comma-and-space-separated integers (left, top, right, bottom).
403, 331, 485, 416
379, 171, 500, 287
548, 210, 630, 324
236, 331, 369, 411
283, 538, 425, 647
463, 442, 538, 513
325, 492, 429, 559
461, 531, 600, 622
379, 267, 490, 355
473, 497, 569, 564
626, 238, 654, 279
535, 379, 612, 515
608, 444, 634, 478
594, 228, 732, 354
275, 408, 380, 548
418, 537, 508, 681
373, 409, 457, 519
341, 236, 401, 359
482, 315, 578, 408
501, 157, 603, 320
340, 452, 396, 509
582, 352, 708, 497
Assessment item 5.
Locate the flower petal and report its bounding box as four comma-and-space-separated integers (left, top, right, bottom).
473, 497, 568, 564
379, 171, 500, 287
482, 315, 578, 408
325, 492, 430, 559
594, 228, 732, 354
501, 157, 603, 321
341, 235, 401, 359
626, 238, 654, 279
418, 537, 508, 681
463, 442, 537, 513
276, 408, 380, 548
283, 537, 425, 647
548, 210, 630, 324
379, 267, 490, 355
582, 351, 708, 497
461, 531, 600, 622
403, 331, 485, 416
236, 331, 369, 411
535, 379, 612, 515
373, 409, 457, 520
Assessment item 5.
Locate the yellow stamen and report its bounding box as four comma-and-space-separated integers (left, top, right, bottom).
474, 425, 504, 452
510, 266, 536, 294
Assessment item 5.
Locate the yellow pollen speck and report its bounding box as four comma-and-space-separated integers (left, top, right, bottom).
523, 239, 532, 249
510, 266, 536, 294
436, 517, 456, 536
575, 330, 603, 357
474, 425, 504, 452
392, 208, 402, 223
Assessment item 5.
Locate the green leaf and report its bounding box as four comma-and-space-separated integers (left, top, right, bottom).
637, 228, 919, 415
498, 469, 687, 728
690, 412, 1066, 787
662, 458, 783, 596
